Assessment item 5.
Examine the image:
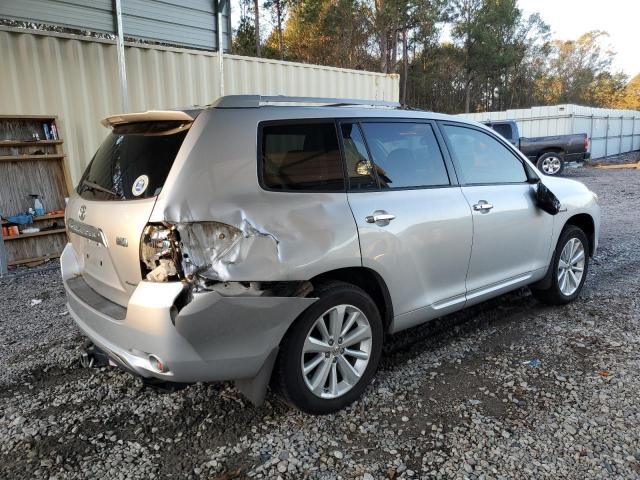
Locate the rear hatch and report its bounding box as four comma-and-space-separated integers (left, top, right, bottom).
65, 111, 194, 307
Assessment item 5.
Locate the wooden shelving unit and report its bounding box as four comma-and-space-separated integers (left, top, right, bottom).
1, 213, 65, 225
3, 228, 67, 241
0, 140, 63, 147
0, 154, 66, 162
0, 115, 71, 266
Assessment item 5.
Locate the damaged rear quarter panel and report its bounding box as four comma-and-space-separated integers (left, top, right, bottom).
175, 291, 317, 378
149, 108, 362, 282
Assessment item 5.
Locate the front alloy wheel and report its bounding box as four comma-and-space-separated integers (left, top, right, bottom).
557, 237, 586, 296
532, 225, 589, 305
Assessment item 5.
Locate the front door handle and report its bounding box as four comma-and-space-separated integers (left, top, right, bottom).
366, 210, 396, 225
473, 200, 494, 212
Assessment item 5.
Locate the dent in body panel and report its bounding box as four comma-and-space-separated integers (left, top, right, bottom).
151, 108, 362, 282
63, 241, 318, 388
176, 217, 281, 282
175, 291, 317, 366
169, 201, 356, 282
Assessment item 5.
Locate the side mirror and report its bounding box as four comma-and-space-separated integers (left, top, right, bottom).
533, 180, 561, 215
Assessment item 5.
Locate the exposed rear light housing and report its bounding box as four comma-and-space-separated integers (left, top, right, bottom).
140, 221, 244, 286
140, 224, 182, 282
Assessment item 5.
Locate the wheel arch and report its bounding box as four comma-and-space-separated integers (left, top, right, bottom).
309, 267, 394, 334
565, 213, 596, 256
538, 147, 566, 158
531, 212, 596, 292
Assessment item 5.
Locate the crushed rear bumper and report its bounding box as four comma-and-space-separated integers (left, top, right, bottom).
61, 243, 316, 386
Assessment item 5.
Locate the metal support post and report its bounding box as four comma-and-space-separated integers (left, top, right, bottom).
605, 116, 609, 158
589, 114, 594, 156
217, 0, 227, 97
114, 0, 128, 112
619, 116, 623, 155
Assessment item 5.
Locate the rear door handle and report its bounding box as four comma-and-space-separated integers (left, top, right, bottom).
366, 210, 396, 225
473, 200, 493, 212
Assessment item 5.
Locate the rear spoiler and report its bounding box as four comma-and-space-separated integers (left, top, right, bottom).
101, 110, 194, 134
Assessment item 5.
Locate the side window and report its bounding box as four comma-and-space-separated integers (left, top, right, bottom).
492, 123, 513, 140
359, 122, 450, 189
441, 124, 527, 184
261, 123, 344, 191
340, 123, 378, 190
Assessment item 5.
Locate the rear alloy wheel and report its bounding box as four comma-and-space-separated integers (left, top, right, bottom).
301, 304, 373, 399
274, 281, 383, 414
537, 152, 564, 176
532, 225, 589, 305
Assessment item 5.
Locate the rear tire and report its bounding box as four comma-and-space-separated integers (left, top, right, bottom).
274, 281, 383, 414
532, 225, 589, 305
537, 152, 565, 176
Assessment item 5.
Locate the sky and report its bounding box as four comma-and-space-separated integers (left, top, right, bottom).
232, 0, 638, 79
518, 0, 637, 78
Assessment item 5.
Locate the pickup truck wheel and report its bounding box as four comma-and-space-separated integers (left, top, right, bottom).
532, 225, 589, 305
537, 152, 564, 176
274, 281, 383, 414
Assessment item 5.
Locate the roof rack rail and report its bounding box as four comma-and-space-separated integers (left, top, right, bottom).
210, 95, 400, 109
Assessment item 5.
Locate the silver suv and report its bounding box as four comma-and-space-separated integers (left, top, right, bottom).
62, 95, 600, 414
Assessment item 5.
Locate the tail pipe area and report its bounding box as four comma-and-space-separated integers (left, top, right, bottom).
79, 341, 189, 393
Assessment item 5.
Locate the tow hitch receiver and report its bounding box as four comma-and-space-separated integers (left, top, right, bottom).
79, 342, 110, 368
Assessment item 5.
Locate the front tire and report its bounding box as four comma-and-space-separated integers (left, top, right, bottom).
537, 152, 565, 176
532, 225, 589, 305
274, 281, 383, 414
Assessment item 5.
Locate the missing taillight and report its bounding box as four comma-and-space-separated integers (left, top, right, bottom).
140, 221, 244, 285
140, 223, 183, 282
139, 220, 307, 298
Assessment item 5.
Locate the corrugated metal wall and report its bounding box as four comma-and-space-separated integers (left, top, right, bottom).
460, 104, 640, 160
0, 0, 114, 33
0, 28, 399, 185
0, 0, 231, 51
121, 0, 231, 51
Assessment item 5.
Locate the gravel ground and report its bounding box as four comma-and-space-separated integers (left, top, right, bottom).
589, 150, 640, 165
1, 166, 639, 480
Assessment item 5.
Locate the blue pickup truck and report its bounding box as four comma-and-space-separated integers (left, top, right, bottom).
484, 120, 590, 176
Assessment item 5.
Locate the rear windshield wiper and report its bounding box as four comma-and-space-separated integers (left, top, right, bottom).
80, 179, 120, 198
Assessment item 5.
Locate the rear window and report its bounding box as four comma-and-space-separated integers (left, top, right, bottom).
492, 123, 513, 140
77, 127, 188, 201
260, 122, 345, 192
